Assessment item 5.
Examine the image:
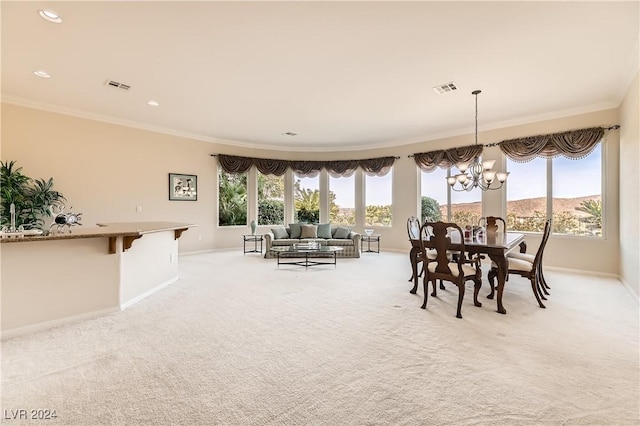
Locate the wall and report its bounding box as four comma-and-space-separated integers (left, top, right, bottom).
1, 103, 622, 274
619, 72, 640, 296
1, 238, 120, 331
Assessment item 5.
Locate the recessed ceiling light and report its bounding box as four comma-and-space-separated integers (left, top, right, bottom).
147, 100, 160, 107
38, 10, 62, 23
33, 70, 51, 78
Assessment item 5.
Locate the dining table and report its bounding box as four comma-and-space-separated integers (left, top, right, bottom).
409, 231, 526, 315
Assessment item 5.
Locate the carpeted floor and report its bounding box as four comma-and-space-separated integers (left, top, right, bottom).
1, 250, 638, 425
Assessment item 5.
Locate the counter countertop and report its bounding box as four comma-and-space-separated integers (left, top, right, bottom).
0, 222, 196, 244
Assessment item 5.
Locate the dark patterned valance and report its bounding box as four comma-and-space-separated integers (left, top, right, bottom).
412, 144, 483, 172
499, 127, 605, 162
217, 154, 396, 177
413, 126, 608, 171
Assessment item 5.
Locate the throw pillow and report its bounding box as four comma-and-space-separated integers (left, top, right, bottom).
333, 226, 352, 239
300, 224, 318, 239
271, 227, 289, 240
317, 223, 332, 239
289, 223, 303, 239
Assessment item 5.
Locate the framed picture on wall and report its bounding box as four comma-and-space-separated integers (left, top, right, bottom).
169, 173, 197, 201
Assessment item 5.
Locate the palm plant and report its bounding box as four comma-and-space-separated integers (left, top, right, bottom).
574, 199, 602, 227
0, 160, 65, 230
218, 172, 247, 226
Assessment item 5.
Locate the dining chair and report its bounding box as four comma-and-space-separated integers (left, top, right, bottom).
408, 216, 447, 293
407, 216, 424, 287
487, 218, 551, 309
507, 219, 552, 295
478, 216, 506, 236
419, 221, 483, 319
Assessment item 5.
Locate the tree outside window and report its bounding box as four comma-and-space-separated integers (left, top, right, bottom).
294, 174, 320, 223
258, 173, 284, 225
218, 170, 247, 226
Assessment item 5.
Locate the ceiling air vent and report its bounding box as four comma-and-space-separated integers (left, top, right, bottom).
433, 82, 457, 95
105, 80, 131, 91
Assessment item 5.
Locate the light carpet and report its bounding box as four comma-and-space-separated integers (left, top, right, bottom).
1, 250, 638, 425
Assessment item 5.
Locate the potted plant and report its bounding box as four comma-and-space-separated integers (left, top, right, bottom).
0, 160, 66, 230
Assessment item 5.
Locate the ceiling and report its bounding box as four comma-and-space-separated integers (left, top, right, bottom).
2, 1, 638, 152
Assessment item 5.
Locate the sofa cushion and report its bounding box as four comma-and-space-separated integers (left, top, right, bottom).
300, 224, 318, 238
289, 223, 304, 239
271, 238, 299, 246
333, 226, 352, 239
317, 223, 332, 239
271, 227, 289, 240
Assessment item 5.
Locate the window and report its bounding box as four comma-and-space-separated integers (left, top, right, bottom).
553, 144, 602, 236
294, 174, 320, 223
365, 169, 393, 226
258, 173, 284, 226
329, 174, 355, 225
506, 157, 547, 232
218, 169, 247, 226
506, 144, 603, 236
420, 167, 481, 226
420, 168, 447, 222
450, 180, 482, 227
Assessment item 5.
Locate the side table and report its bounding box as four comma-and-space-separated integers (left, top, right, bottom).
243, 234, 263, 254
361, 234, 381, 254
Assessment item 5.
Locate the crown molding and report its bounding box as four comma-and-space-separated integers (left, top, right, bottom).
1, 95, 619, 153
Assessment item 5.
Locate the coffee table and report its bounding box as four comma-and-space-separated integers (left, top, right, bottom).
270, 245, 344, 269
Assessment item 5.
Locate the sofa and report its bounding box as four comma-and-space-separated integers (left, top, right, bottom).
264, 223, 361, 258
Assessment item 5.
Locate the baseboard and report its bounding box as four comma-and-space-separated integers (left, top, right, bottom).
544, 265, 619, 279
120, 276, 179, 310
1, 307, 119, 340
618, 275, 640, 305
180, 248, 227, 256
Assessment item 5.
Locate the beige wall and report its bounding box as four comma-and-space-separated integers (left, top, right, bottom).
1, 103, 623, 275
619, 72, 640, 296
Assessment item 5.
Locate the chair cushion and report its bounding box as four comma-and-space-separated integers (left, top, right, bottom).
289, 223, 304, 239
300, 224, 318, 238
333, 226, 352, 239
317, 222, 332, 239
427, 262, 477, 277
492, 257, 533, 272
508, 252, 535, 263
271, 227, 289, 240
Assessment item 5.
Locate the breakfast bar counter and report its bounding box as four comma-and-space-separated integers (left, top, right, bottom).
1, 222, 195, 337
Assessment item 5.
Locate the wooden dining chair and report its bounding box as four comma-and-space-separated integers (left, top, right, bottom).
507, 219, 552, 295
487, 218, 551, 309
479, 216, 506, 236
407, 216, 424, 289
408, 216, 447, 294
419, 221, 483, 319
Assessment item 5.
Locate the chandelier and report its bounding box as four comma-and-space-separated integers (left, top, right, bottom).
447, 90, 509, 191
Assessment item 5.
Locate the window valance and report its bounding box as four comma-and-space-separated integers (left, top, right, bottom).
412, 145, 483, 172
412, 126, 608, 171
217, 154, 397, 177
498, 127, 605, 162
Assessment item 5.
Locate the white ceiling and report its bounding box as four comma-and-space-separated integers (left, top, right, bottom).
2, 1, 638, 152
